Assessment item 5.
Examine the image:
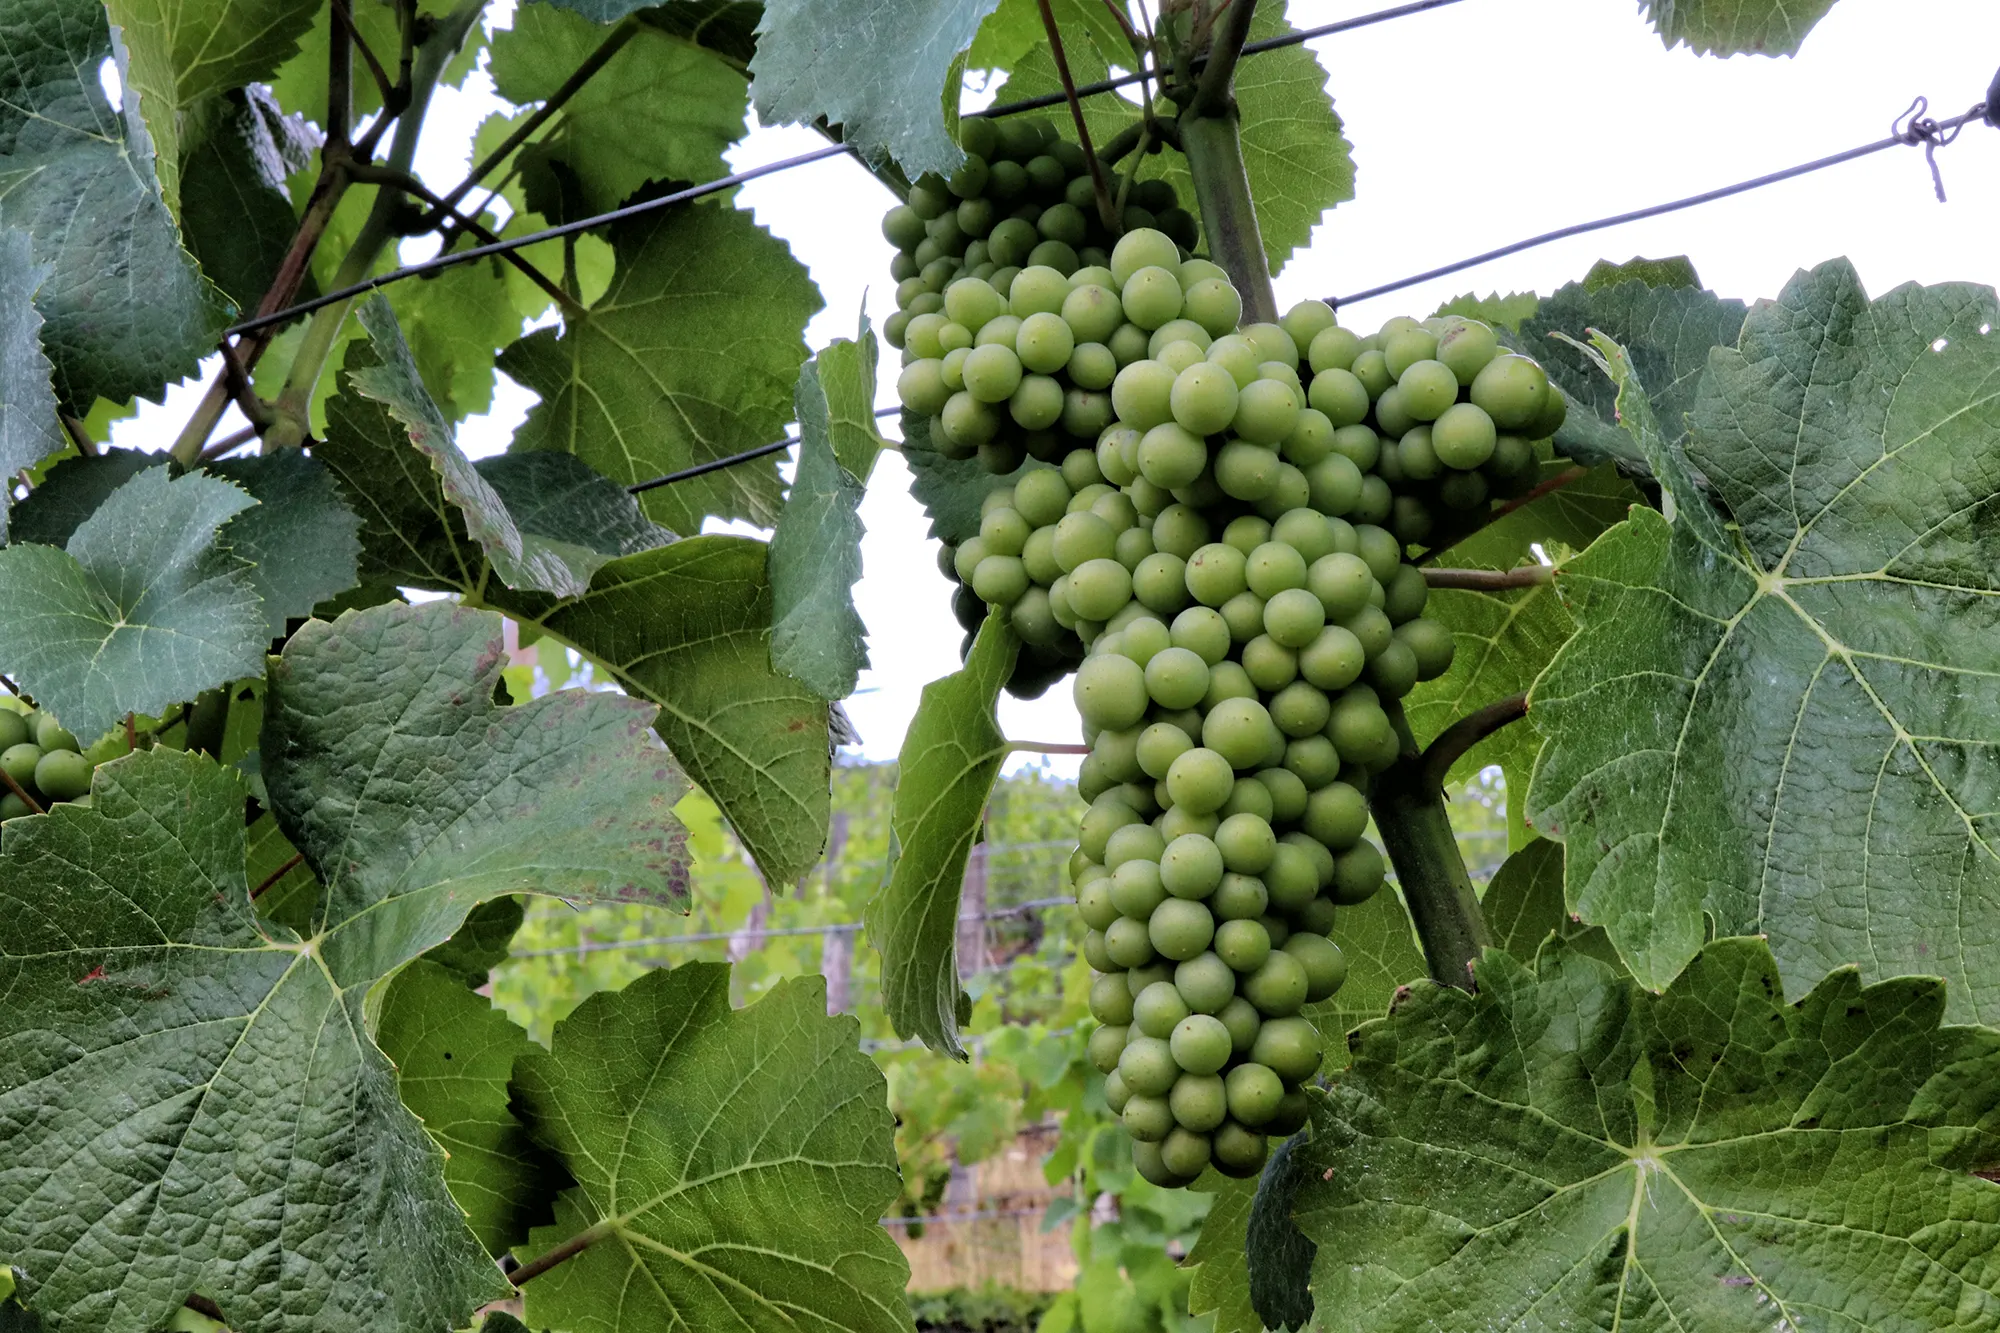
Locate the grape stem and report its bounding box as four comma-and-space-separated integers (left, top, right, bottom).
1419, 692, 1529, 792
184, 1296, 226, 1323
1422, 565, 1552, 591
250, 853, 306, 901
0, 765, 46, 816
1007, 741, 1091, 755
58, 412, 96, 457
509, 1218, 618, 1288
1175, 1, 1278, 324
1370, 704, 1492, 991
1036, 0, 1122, 234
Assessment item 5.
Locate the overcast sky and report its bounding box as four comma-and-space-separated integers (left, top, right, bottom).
115, 0, 2000, 775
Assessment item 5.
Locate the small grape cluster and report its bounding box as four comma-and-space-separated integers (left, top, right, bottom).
881, 114, 1203, 478
0, 706, 112, 819
915, 217, 1568, 1187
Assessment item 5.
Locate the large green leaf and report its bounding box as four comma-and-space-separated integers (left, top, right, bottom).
492, 3, 749, 215
749, 0, 1002, 179
968, 0, 1128, 70
1637, 0, 1841, 55
543, 0, 761, 53
390, 256, 521, 421
901, 412, 1026, 546
0, 230, 62, 543
1185, 1173, 1261, 1333
209, 452, 364, 636
377, 959, 565, 1258
505, 535, 834, 886
177, 87, 316, 312
1528, 261, 2000, 1022
0, 601, 690, 1332
992, 0, 1353, 275
1477, 838, 1623, 972
1306, 885, 1425, 1062
104, 0, 318, 216
769, 328, 882, 701
418, 895, 525, 988
0, 0, 229, 407
865, 609, 1018, 1059
1295, 935, 2000, 1331
499, 202, 821, 535
512, 964, 913, 1333
0, 467, 266, 740
1519, 277, 1747, 473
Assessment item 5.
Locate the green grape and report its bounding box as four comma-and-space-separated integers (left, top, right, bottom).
1298, 781, 1364, 853
1212, 1121, 1269, 1178
1304, 552, 1372, 621
1433, 401, 1497, 469
1087, 1022, 1128, 1072
1284, 736, 1342, 791
1486, 433, 1536, 479
988, 158, 1028, 200
1529, 385, 1568, 438
948, 152, 990, 197
1251, 1016, 1323, 1083
1105, 915, 1159, 967
1090, 972, 1137, 1023
1104, 1069, 1133, 1115
1308, 325, 1363, 375
1241, 322, 1299, 370
1053, 511, 1116, 571
1353, 525, 1402, 583
988, 217, 1038, 267
1215, 811, 1276, 875
1082, 928, 1115, 971
1137, 723, 1195, 781
1120, 267, 1183, 330
1245, 541, 1308, 597
1060, 284, 1124, 346
1106, 822, 1167, 869
962, 344, 1023, 403
1377, 564, 1425, 626
1215, 917, 1272, 972
1130, 1139, 1193, 1188
1110, 228, 1182, 287
1252, 463, 1311, 521
1256, 767, 1309, 824
1174, 952, 1236, 1014
1132, 552, 1190, 615
883, 204, 927, 250
1108, 322, 1151, 367
1271, 509, 1335, 563
1381, 327, 1437, 379
1304, 453, 1364, 516
1013, 468, 1071, 528
1184, 542, 1249, 607
1063, 448, 1108, 492
1217, 997, 1264, 1058
971, 555, 1029, 605
1396, 359, 1456, 422
1349, 348, 1393, 398
1326, 694, 1397, 769
1151, 341, 1201, 377
1398, 617, 1457, 680
1076, 869, 1119, 935
1079, 793, 1141, 862
1134, 980, 1192, 1038
2, 742, 43, 788
1331, 840, 1386, 909
904, 312, 948, 358
0, 711, 27, 751
1266, 1091, 1310, 1136
1169, 1071, 1228, 1131
1169, 362, 1238, 435
1096, 424, 1141, 485
1111, 359, 1176, 429
1127, 961, 1174, 998
1123, 1095, 1175, 1142
1282, 299, 1337, 354
1063, 388, 1114, 438
938, 321, 973, 353
1165, 746, 1235, 815
1156, 833, 1220, 902
1140, 645, 1208, 710
898, 360, 950, 416
1159, 1126, 1212, 1178
1285, 933, 1349, 1001
1213, 441, 1280, 501
1232, 378, 1300, 444
1438, 469, 1489, 512
1205, 334, 1262, 388
1008, 375, 1063, 429
1016, 311, 1075, 374
1263, 842, 1319, 913
1283, 408, 1337, 467
1240, 634, 1297, 692
1183, 278, 1243, 338
979, 505, 1031, 556
939, 347, 970, 392
1437, 318, 1499, 384
1203, 696, 1277, 770
1243, 950, 1308, 1016
1160, 805, 1220, 842
1149, 896, 1214, 961
1006, 265, 1067, 318
974, 313, 1022, 348
1211, 874, 1268, 924
1223, 1065, 1283, 1131
1068, 557, 1132, 621
952, 537, 991, 584
943, 277, 1004, 331
1168, 605, 1230, 664
1291, 895, 1337, 936
1116, 614, 1170, 663
1269, 679, 1332, 738
1367, 639, 1420, 698
1075, 654, 1148, 730
1148, 319, 1213, 357
1027, 240, 1079, 274
1397, 425, 1442, 481
1470, 353, 1551, 429
1372, 383, 1416, 437
0, 792, 31, 820
1071, 265, 1117, 290
1329, 423, 1381, 472
1178, 257, 1228, 288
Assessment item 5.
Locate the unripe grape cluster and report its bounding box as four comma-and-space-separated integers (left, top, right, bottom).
882, 114, 1203, 477
0, 704, 119, 821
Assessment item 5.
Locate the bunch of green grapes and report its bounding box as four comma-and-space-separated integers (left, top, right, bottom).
0, 703, 122, 820
882, 115, 1202, 477
932, 229, 1569, 1187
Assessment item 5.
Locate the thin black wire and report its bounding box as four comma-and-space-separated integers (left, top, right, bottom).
964, 0, 1474, 120
1332, 101, 1991, 309
627, 406, 903, 495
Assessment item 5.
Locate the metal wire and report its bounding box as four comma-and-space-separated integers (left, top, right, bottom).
627, 406, 902, 494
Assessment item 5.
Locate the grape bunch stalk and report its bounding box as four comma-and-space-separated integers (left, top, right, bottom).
887, 126, 1567, 1185
0, 703, 126, 820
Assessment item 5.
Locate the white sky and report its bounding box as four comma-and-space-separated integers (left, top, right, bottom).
114, 0, 2000, 775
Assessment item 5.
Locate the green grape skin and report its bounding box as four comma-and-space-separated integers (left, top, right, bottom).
1148, 319, 1213, 357
1282, 299, 1337, 354
1326, 695, 1398, 770
1307, 552, 1375, 621
0, 711, 27, 751
1014, 468, 1071, 526
1303, 782, 1368, 850
1381, 327, 1439, 379
1437, 317, 1499, 384
1215, 812, 1276, 875
1269, 680, 1331, 739
1178, 257, 1228, 288
1104, 1069, 1134, 1115
1263, 842, 1319, 913
987, 217, 1038, 267
1367, 639, 1420, 698
1433, 401, 1498, 469
1285, 932, 1349, 1001
1121, 267, 1184, 330
1079, 794, 1141, 863
897, 360, 950, 417
1219, 776, 1275, 823
1211, 1121, 1269, 1178
1438, 469, 1489, 512
1126, 961, 1174, 999
1215, 917, 1271, 973
973, 313, 1022, 348
1308, 325, 1363, 374
1106, 821, 1167, 868
1087, 1022, 1127, 1072
1110, 228, 1182, 287
1108, 322, 1151, 367
1105, 915, 1159, 967
1008, 265, 1069, 317
1284, 736, 1342, 791
32, 748, 90, 801
1266, 1091, 1310, 1136
1245, 541, 1307, 597
1241, 322, 1299, 370
1067, 557, 1134, 621
979, 505, 1031, 556
1008, 376, 1063, 430
1262, 587, 1326, 650
1331, 840, 1387, 905
1238, 636, 1294, 696
1396, 425, 1442, 481
1137, 723, 1195, 782
1283, 408, 1337, 467
971, 555, 1029, 605
1202, 696, 1277, 770
1133, 980, 1192, 1039
1307, 367, 1371, 426
1111, 359, 1177, 429
1160, 806, 1220, 842
1397, 359, 1458, 421
1158, 1126, 1212, 1178
1529, 384, 1569, 438
1151, 503, 1211, 560
1232, 379, 1300, 445
1016, 311, 1075, 374
1470, 353, 1551, 429
1184, 543, 1249, 608
1068, 342, 1119, 391
1168, 605, 1230, 665
962, 344, 1023, 403
1251, 1016, 1324, 1084
1270, 508, 1336, 563
1053, 511, 1117, 571
1083, 928, 1115, 972
1169, 1072, 1228, 1132
1, 742, 43, 788
1211, 873, 1268, 923
1352, 525, 1402, 583
1252, 463, 1311, 521
1170, 1014, 1233, 1076
1213, 441, 1280, 502
1114, 612, 1169, 663
1398, 617, 1457, 680
1169, 363, 1238, 435
1256, 767, 1309, 824
1174, 952, 1237, 1014
1074, 654, 1149, 730
1090, 971, 1138, 1024
1381, 563, 1428, 624
1063, 448, 1109, 492
1148, 897, 1215, 960
1352, 474, 1393, 525
1143, 646, 1210, 710
1224, 1062, 1284, 1126
1077, 871, 1119, 932
1243, 950, 1308, 1016
1123, 1094, 1176, 1143
1165, 747, 1235, 815
1118, 1033, 1180, 1097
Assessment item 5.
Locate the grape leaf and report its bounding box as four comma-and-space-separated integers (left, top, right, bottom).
499, 202, 821, 536
477, 452, 678, 562
102, 0, 318, 215
1637, 0, 1841, 56
1518, 276, 1747, 473
491, 3, 749, 214
0, 230, 62, 543
967, 0, 1129, 70
1432, 290, 1539, 332
769, 327, 882, 701
209, 452, 363, 636
1584, 254, 1701, 291
749, 0, 1003, 179
900, 412, 1027, 546
0, 599, 690, 1332
1529, 260, 2000, 1021
1477, 838, 1624, 972
865, 610, 1018, 1059
1307, 884, 1425, 1061
1295, 934, 2000, 1331
390, 256, 521, 421
992, 0, 1353, 275
501, 535, 834, 886
268, 0, 482, 125
512, 964, 912, 1333
0, 467, 266, 740
5, 451, 159, 548
540, 0, 762, 57
1246, 1136, 1315, 1332
0, 0, 229, 407
376, 959, 565, 1257
418, 895, 525, 988
177, 87, 317, 311
1185, 1173, 1260, 1333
